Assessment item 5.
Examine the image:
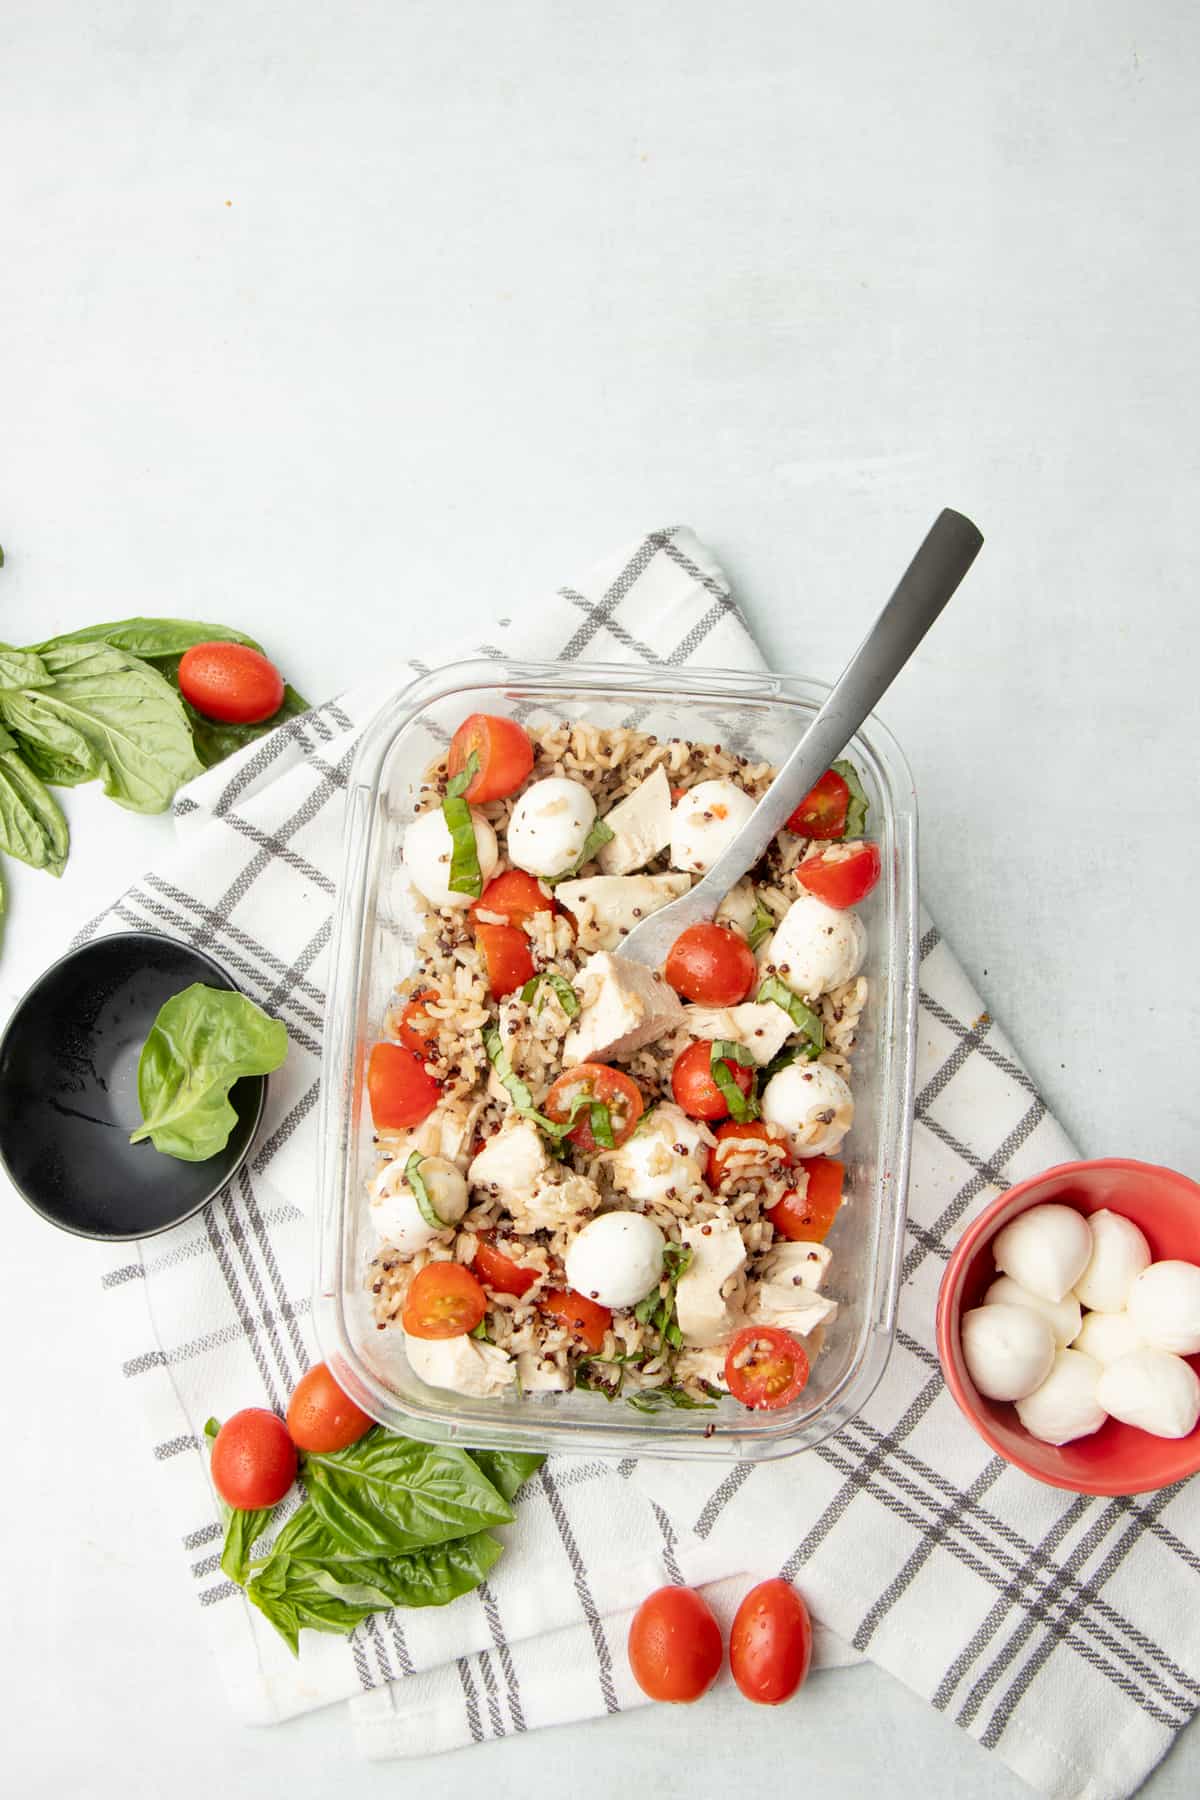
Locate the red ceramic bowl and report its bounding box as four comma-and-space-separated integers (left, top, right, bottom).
936, 1159, 1200, 1496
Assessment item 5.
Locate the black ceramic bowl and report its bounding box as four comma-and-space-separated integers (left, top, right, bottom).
0, 931, 268, 1240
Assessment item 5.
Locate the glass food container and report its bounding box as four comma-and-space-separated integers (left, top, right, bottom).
316, 660, 918, 1461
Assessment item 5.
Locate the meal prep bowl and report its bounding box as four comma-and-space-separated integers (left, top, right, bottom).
936, 1159, 1200, 1495
316, 660, 918, 1460
0, 931, 268, 1240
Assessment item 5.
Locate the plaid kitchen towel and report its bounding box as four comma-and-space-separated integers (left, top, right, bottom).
80, 528, 1200, 1799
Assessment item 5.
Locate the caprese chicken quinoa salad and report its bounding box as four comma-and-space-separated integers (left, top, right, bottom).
361, 711, 882, 1415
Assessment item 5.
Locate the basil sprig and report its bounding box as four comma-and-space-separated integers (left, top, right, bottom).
756, 976, 824, 1058
543, 815, 614, 885
831, 758, 869, 838
483, 1026, 614, 1146
442, 750, 483, 897
710, 1038, 760, 1122
518, 971, 581, 1018
747, 894, 775, 952
404, 1152, 445, 1229
214, 1427, 545, 1656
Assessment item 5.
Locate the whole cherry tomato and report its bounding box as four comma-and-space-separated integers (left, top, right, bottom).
627, 1585, 723, 1703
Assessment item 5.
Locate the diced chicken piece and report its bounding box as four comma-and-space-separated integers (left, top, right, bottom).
758, 1239, 833, 1292
554, 873, 691, 953
676, 1213, 747, 1347
404, 1331, 516, 1398
597, 766, 673, 874
468, 1119, 551, 1200
715, 876, 760, 938
517, 1352, 571, 1394
609, 1103, 712, 1203
375, 1097, 484, 1171
683, 1001, 795, 1067
675, 1343, 731, 1393
563, 951, 685, 1065
750, 1278, 838, 1338
513, 1167, 603, 1235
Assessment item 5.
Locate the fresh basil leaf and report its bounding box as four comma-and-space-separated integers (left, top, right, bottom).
31, 618, 263, 659
178, 683, 310, 772
710, 1038, 760, 1123
246, 1560, 377, 1656
544, 816, 615, 885
762, 1043, 804, 1084
442, 750, 483, 898
129, 983, 288, 1161
482, 1028, 594, 1141
756, 977, 824, 1057
634, 1243, 692, 1340
303, 1529, 504, 1611
626, 1384, 717, 1413
520, 971, 579, 1017
469, 1319, 491, 1341
0, 750, 69, 875
404, 1152, 445, 1229
588, 1101, 615, 1149
8, 735, 95, 787
204, 1416, 221, 1439
0, 641, 202, 812
574, 1360, 624, 1401
519, 975, 540, 1004
747, 895, 775, 952
831, 759, 869, 839
303, 1428, 515, 1555
466, 1450, 546, 1503
0, 647, 52, 691
220, 1504, 274, 1587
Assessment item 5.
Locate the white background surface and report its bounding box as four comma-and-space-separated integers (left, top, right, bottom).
2, 3, 1199, 1795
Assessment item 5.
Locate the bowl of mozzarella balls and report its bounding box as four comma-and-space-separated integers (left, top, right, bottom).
936, 1160, 1200, 1495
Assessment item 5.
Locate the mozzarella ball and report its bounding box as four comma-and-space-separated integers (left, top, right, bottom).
1015, 1349, 1107, 1446
368, 1154, 468, 1251
1071, 1310, 1145, 1367
403, 805, 499, 909
1074, 1209, 1151, 1312
761, 1060, 854, 1158
1128, 1261, 1200, 1355
1097, 1349, 1200, 1439
961, 1303, 1056, 1401
609, 1103, 710, 1204
766, 895, 866, 1000
507, 777, 597, 878
565, 1211, 665, 1310
670, 779, 757, 875
983, 1275, 1081, 1349
992, 1204, 1093, 1304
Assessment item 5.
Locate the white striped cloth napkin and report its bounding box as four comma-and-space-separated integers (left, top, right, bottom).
84, 529, 1200, 1800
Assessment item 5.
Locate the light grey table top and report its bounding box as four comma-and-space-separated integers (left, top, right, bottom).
2, 3, 1198, 1795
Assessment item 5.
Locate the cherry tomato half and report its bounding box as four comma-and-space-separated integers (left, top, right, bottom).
286, 1362, 374, 1454
785, 767, 850, 839
178, 642, 285, 725
724, 1326, 810, 1411
475, 919, 536, 998
628, 1585, 723, 1704
473, 1235, 539, 1298
707, 1118, 793, 1189
544, 1064, 643, 1152
402, 1262, 488, 1339
367, 1041, 441, 1129
730, 1578, 813, 1705
448, 713, 535, 803
671, 1039, 755, 1121
397, 990, 440, 1058
210, 1408, 297, 1510
664, 922, 757, 1005
766, 1158, 844, 1242
471, 869, 555, 929
795, 842, 881, 909
539, 1287, 612, 1352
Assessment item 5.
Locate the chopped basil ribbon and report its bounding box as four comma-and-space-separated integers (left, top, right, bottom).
747, 895, 775, 952
482, 1027, 614, 1144
625, 1384, 717, 1414
756, 976, 824, 1058
442, 750, 483, 897
710, 1038, 760, 1122
543, 816, 614, 885
518, 971, 580, 1018
405, 1152, 446, 1229
831, 759, 869, 838
634, 1243, 692, 1349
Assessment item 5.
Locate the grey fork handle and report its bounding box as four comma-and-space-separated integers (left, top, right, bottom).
695, 508, 984, 899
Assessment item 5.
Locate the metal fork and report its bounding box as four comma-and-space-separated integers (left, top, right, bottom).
615, 507, 984, 968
